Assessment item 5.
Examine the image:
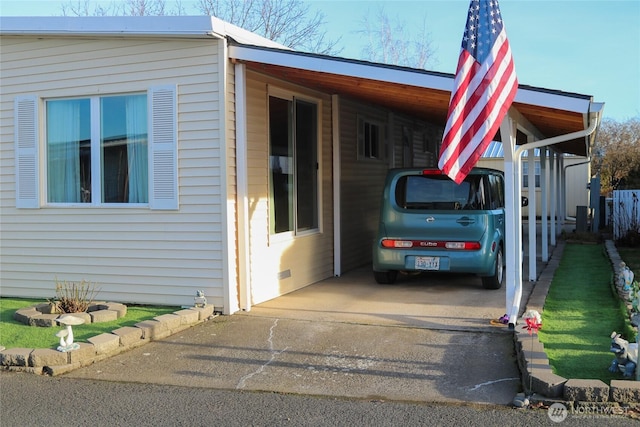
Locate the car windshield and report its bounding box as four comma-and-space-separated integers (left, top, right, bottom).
395, 174, 485, 210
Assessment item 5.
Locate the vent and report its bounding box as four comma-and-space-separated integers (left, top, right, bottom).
277, 270, 291, 280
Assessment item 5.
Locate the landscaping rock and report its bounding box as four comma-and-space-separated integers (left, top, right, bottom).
34, 303, 59, 314
154, 313, 182, 331
68, 343, 97, 364
610, 379, 640, 403
29, 348, 68, 367
90, 309, 118, 323
0, 348, 32, 367
530, 371, 567, 398
30, 313, 59, 327
564, 379, 609, 402
190, 304, 214, 320
88, 333, 120, 355
174, 309, 200, 325
112, 326, 143, 347
100, 303, 127, 318
13, 308, 39, 324
135, 319, 170, 340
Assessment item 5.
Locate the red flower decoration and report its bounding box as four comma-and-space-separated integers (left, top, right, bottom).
523, 317, 542, 335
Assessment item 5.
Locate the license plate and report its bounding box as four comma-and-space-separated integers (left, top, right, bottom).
415, 256, 439, 270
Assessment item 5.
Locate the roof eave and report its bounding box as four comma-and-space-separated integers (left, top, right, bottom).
228, 43, 454, 93
0, 16, 226, 38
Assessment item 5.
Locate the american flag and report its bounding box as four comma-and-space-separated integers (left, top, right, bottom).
438, 0, 518, 184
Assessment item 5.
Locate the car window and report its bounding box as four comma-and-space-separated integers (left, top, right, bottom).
395, 174, 486, 210
489, 174, 505, 209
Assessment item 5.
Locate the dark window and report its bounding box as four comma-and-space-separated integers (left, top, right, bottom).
269, 95, 319, 234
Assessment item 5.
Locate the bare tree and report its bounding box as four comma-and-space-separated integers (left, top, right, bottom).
60, 0, 340, 54
62, 0, 182, 16
357, 6, 436, 69
197, 0, 341, 54
61, 0, 113, 16
592, 117, 640, 195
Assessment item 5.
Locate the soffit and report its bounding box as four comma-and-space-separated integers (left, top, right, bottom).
242, 61, 591, 157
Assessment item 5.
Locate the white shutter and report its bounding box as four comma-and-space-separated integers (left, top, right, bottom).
14, 96, 40, 209
149, 86, 178, 210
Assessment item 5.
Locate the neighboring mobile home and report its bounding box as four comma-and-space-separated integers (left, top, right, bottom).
0, 16, 602, 314
478, 141, 591, 218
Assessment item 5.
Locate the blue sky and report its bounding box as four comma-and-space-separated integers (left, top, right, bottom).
1, 0, 638, 121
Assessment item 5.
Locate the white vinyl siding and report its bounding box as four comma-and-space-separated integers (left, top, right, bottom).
245, 71, 333, 305
339, 100, 442, 272
339, 99, 389, 272
0, 36, 226, 308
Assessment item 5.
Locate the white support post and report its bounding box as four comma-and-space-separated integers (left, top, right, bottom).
540, 148, 548, 262
559, 155, 566, 229
528, 147, 537, 281
235, 63, 252, 312
501, 114, 523, 327
332, 95, 342, 276
550, 150, 557, 246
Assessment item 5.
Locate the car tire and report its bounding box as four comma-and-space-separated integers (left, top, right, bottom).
374, 270, 398, 284
481, 246, 504, 290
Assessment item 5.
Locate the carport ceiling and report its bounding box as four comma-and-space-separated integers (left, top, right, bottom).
243, 61, 592, 157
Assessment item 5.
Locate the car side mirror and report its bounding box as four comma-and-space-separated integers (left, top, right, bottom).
521, 196, 529, 207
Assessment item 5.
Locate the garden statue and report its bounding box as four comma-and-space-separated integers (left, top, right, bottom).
608, 331, 637, 378
55, 315, 85, 352
194, 290, 207, 308
619, 262, 634, 293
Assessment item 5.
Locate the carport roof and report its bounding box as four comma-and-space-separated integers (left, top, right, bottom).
229, 41, 603, 157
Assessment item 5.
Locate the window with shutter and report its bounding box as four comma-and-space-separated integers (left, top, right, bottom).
14, 86, 178, 209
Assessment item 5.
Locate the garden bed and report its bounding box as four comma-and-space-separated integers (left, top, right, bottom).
13, 301, 127, 327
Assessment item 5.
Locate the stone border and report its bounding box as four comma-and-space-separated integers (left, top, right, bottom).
515, 240, 640, 405
13, 302, 128, 327
1, 305, 216, 375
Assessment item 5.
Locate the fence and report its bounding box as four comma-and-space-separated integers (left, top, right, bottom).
613, 190, 640, 240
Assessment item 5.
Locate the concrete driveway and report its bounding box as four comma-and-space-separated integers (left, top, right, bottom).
65, 221, 564, 405
248, 266, 535, 331
64, 267, 537, 405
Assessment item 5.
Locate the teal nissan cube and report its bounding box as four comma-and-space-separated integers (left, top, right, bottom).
372, 167, 507, 289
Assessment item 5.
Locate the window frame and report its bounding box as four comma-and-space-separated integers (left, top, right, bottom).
44, 92, 149, 207
522, 160, 541, 188
357, 114, 386, 161
267, 88, 322, 240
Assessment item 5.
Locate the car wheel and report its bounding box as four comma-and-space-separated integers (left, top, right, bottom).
481, 246, 504, 290
374, 270, 398, 284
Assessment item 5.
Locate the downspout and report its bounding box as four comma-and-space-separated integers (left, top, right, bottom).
514, 113, 600, 158
515, 110, 600, 231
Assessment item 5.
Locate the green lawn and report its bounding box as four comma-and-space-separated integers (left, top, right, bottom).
538, 243, 634, 382
0, 298, 179, 350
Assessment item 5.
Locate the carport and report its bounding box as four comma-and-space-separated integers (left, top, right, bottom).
230, 42, 603, 319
